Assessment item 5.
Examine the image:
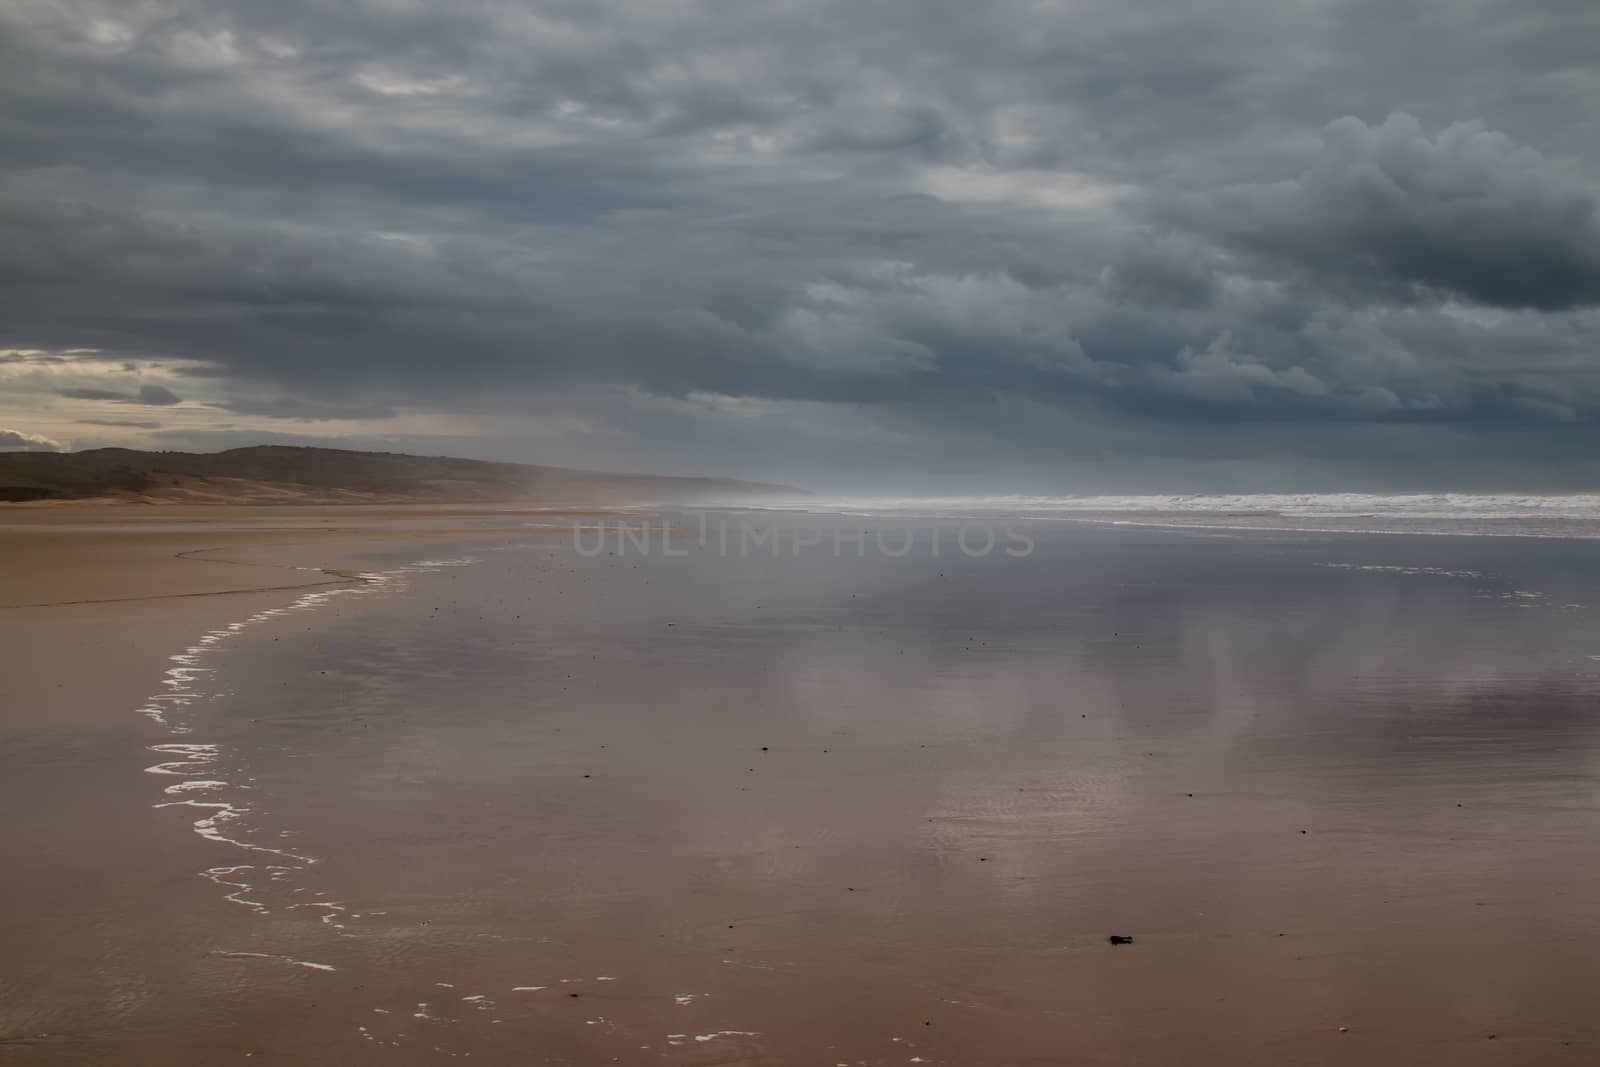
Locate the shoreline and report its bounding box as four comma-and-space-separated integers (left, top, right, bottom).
0, 506, 554, 1058
0, 505, 585, 729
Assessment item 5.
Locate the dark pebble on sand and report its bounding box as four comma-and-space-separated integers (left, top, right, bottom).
1107, 935, 1134, 945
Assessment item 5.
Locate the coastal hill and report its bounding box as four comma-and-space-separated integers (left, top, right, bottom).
0, 446, 804, 505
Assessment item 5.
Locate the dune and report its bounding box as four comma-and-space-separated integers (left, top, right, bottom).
0, 445, 805, 506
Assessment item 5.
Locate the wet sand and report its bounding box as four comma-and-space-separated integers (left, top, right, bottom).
0, 507, 569, 1063
4, 512, 1600, 1064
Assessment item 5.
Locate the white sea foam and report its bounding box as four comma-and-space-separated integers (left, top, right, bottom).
289, 900, 350, 929
162, 778, 226, 794
694, 1031, 761, 1043
795, 492, 1600, 520
216, 951, 337, 971
1316, 563, 1483, 579
762, 492, 1600, 538
134, 553, 483, 937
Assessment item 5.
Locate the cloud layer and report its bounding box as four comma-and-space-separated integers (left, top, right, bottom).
0, 428, 62, 452
2, 0, 1598, 488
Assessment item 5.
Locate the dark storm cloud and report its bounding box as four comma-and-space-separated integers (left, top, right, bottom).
58, 384, 183, 405
219, 397, 398, 421
2, 0, 1599, 486
0, 428, 62, 451
138, 384, 183, 405
1172, 114, 1600, 311
58, 388, 133, 402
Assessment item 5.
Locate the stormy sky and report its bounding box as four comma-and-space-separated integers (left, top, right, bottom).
3, 0, 1599, 491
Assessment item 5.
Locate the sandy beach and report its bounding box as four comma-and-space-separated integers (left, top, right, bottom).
5, 509, 1600, 1064
0, 506, 564, 1063
1, 504, 554, 725
7, 0, 1597, 1057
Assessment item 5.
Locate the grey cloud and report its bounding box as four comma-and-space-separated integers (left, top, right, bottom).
58, 384, 183, 405
0, 352, 68, 365
220, 397, 398, 421
0, 428, 62, 451
1098, 238, 1221, 309
138, 384, 182, 405
3, 1, 1600, 487
59, 388, 133, 402
1175, 114, 1600, 311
